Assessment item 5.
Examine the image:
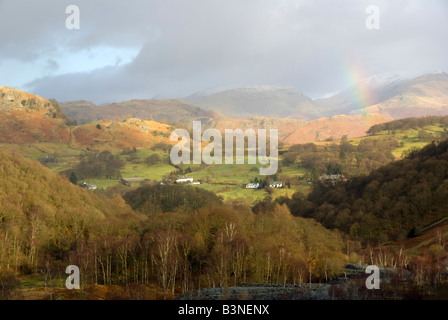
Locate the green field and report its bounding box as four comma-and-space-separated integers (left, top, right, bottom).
167, 155, 308, 201
0, 142, 83, 160
391, 126, 446, 158
6, 123, 443, 204
278, 165, 308, 177
193, 181, 305, 202
121, 162, 175, 181
1, 144, 307, 202
349, 125, 448, 159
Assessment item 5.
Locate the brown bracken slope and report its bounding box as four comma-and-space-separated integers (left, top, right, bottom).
0, 87, 70, 144
0, 87, 175, 151
71, 118, 173, 151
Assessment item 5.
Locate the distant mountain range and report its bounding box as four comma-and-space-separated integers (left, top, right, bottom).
186, 72, 448, 120
363, 72, 448, 119
314, 73, 407, 116
184, 86, 320, 119
59, 98, 391, 144
1, 71, 447, 147
56, 71, 448, 144
61, 72, 448, 123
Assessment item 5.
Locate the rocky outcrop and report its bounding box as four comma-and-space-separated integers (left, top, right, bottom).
0, 87, 70, 143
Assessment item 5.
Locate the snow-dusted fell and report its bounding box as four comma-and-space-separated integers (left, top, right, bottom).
315, 70, 448, 117
364, 71, 448, 119
185, 85, 320, 120
184, 71, 448, 120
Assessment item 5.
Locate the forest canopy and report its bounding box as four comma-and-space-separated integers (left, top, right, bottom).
284, 139, 448, 245
122, 184, 222, 214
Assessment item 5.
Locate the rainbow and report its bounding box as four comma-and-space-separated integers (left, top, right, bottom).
339, 61, 376, 113
330, 61, 391, 131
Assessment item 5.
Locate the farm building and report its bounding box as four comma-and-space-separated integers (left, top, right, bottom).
269, 181, 283, 188
79, 182, 97, 191
175, 176, 194, 184
246, 182, 260, 189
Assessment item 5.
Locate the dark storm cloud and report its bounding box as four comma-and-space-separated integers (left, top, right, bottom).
1, 0, 447, 103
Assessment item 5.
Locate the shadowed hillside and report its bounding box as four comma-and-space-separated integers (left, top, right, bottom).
61, 99, 220, 127
185, 86, 320, 119
288, 138, 448, 245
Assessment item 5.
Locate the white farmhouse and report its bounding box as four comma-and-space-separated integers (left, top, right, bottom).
175, 175, 194, 184
79, 182, 98, 191
246, 182, 260, 189
269, 181, 283, 188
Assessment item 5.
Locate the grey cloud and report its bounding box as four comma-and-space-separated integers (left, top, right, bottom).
43, 59, 59, 73
2, 0, 446, 103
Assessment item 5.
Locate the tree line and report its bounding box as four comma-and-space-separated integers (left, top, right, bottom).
280, 135, 398, 179
367, 115, 448, 135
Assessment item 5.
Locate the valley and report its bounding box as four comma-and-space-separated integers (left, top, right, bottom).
2, 78, 448, 301
2, 0, 448, 306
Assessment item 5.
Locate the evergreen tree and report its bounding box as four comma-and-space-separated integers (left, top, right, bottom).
69, 172, 78, 185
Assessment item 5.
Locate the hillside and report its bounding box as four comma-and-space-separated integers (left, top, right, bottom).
288, 138, 448, 245
0, 148, 134, 275
0, 87, 178, 152
58, 71, 448, 146
71, 118, 174, 151
61, 99, 220, 127
0, 87, 70, 143
59, 100, 97, 124
367, 115, 448, 135
213, 113, 391, 144
185, 72, 448, 122
62, 97, 391, 145
185, 86, 320, 120
315, 72, 448, 120
0, 148, 349, 300
364, 72, 448, 119
278, 113, 391, 144
315, 73, 406, 116
60, 72, 448, 136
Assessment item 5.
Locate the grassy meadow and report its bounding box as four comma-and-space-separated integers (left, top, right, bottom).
2, 121, 446, 204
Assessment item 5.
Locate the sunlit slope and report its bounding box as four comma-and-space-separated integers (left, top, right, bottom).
0, 87, 70, 143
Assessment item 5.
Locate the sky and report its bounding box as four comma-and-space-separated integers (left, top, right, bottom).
0, 0, 447, 104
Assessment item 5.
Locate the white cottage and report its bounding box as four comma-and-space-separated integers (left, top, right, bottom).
246, 182, 260, 189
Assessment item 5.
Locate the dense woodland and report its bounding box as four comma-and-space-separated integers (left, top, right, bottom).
281, 135, 399, 178
0, 149, 346, 299
280, 139, 448, 245
63, 151, 125, 180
